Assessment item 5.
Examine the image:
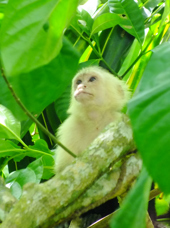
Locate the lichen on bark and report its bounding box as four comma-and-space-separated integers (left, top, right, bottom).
0, 115, 141, 228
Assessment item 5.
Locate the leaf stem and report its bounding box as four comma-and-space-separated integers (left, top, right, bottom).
85, 36, 119, 76
70, 25, 119, 77
120, 35, 155, 79
0, 67, 77, 158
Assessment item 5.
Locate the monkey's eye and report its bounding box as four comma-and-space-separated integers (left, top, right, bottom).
76, 79, 82, 85
89, 76, 96, 82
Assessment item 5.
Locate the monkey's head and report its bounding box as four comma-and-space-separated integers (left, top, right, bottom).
68, 66, 129, 114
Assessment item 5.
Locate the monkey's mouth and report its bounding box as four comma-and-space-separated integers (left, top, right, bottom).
74, 90, 93, 97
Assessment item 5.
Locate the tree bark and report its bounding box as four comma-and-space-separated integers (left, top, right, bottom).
0, 115, 141, 228
0, 177, 17, 222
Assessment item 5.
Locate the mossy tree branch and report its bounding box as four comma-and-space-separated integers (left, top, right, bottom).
0, 116, 140, 228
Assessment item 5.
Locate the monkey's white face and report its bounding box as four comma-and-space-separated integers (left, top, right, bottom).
73, 72, 105, 106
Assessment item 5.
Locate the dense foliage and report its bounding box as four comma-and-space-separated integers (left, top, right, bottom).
0, 0, 170, 227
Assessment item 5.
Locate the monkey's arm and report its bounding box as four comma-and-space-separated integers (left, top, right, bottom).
55, 115, 95, 171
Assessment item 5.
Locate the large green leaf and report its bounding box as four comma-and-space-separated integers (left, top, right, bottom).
0, 73, 26, 120
99, 26, 134, 73
110, 167, 152, 228
128, 42, 170, 193
0, 105, 21, 140
0, 38, 80, 121
108, 0, 145, 44
0, 0, 79, 76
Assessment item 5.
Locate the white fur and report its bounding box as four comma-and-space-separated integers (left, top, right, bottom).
55, 66, 130, 171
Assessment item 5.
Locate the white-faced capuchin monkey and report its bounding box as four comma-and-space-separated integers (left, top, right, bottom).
55, 66, 130, 171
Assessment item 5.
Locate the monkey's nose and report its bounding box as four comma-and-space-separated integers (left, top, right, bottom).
78, 84, 86, 89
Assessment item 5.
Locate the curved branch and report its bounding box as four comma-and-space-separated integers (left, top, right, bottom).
1, 116, 140, 228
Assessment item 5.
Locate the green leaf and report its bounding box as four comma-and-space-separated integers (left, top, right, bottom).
78, 9, 94, 35
0, 140, 23, 159
99, 26, 134, 73
0, 105, 21, 140
0, 73, 27, 121
41, 154, 55, 180
0, 138, 53, 160
6, 158, 44, 199
0, 139, 53, 165
0, 0, 79, 76
6, 168, 36, 199
108, 0, 145, 44
128, 42, 170, 193
110, 167, 152, 228
28, 139, 54, 179
144, 0, 162, 11
27, 139, 54, 158
118, 38, 141, 78
158, 0, 170, 31
45, 103, 61, 133
70, 14, 83, 35
55, 85, 71, 123
9, 182, 22, 200
91, 13, 120, 35
0, 38, 79, 121
0, 1, 7, 14
155, 196, 170, 216
28, 158, 44, 183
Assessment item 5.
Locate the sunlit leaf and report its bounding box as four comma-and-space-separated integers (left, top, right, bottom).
0, 105, 21, 139
0, 0, 79, 76
108, 0, 145, 44
91, 13, 120, 35
128, 42, 170, 193
155, 196, 170, 216
0, 38, 80, 121
78, 9, 94, 35
158, 0, 170, 30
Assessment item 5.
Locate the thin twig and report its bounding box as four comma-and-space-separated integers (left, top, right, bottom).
0, 67, 77, 158
70, 24, 119, 77
149, 188, 162, 201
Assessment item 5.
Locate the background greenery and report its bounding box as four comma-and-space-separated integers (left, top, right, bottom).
0, 0, 170, 227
